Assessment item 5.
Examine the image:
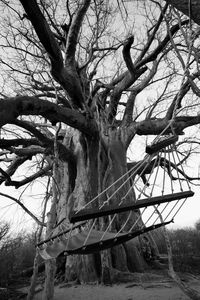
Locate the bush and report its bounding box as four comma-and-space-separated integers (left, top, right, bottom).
169, 228, 200, 274
153, 226, 200, 274
0, 229, 36, 287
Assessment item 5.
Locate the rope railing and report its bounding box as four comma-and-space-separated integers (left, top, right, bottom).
37, 130, 195, 259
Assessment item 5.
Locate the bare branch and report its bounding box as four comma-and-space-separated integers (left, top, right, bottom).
122, 90, 137, 126
19, 0, 63, 67
166, 72, 200, 120
165, 0, 200, 26
0, 192, 46, 227
12, 119, 53, 143
137, 3, 168, 62
0, 96, 98, 136
136, 20, 189, 69
108, 66, 147, 123
65, 0, 91, 64
128, 155, 200, 186
4, 164, 52, 189
8, 145, 45, 157
166, 81, 190, 120
0, 157, 30, 185
128, 114, 200, 138
0, 138, 41, 148
122, 36, 135, 75
19, 0, 86, 109
12, 120, 76, 163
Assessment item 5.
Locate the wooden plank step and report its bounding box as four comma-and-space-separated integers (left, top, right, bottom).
146, 135, 178, 154
65, 220, 172, 255
36, 221, 87, 248
69, 190, 194, 223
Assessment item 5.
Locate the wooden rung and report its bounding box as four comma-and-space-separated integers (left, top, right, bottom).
146, 135, 178, 154
36, 221, 87, 248
69, 190, 194, 223
65, 220, 172, 255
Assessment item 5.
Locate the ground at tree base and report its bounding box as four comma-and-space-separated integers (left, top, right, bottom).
33, 281, 200, 300
16, 272, 200, 300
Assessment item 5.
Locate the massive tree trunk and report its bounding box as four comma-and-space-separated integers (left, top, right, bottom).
50, 126, 149, 283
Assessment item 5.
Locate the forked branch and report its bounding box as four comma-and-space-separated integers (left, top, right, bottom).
0, 192, 46, 227
0, 96, 98, 136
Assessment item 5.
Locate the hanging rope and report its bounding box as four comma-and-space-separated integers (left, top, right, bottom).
37, 132, 194, 260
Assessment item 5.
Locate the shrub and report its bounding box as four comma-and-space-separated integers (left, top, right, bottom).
153, 226, 200, 274
0, 229, 36, 287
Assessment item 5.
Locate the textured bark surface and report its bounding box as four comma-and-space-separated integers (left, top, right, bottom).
42, 259, 56, 300
27, 249, 40, 300
49, 127, 150, 284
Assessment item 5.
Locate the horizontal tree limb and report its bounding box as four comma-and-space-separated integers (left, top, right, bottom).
0, 96, 98, 137
4, 164, 52, 189
0, 156, 29, 185
129, 115, 200, 137
12, 120, 75, 162
0, 138, 41, 148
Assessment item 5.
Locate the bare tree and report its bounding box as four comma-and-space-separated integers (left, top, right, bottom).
195, 219, 200, 231
0, 222, 10, 242
0, 1, 200, 299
